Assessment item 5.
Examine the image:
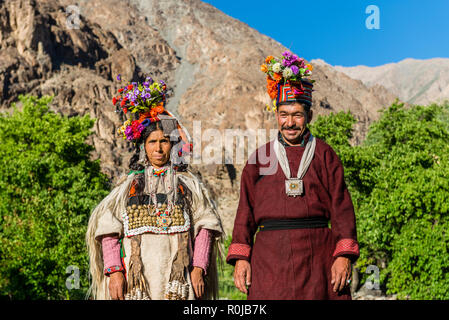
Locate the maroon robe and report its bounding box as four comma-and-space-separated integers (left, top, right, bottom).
226, 129, 359, 300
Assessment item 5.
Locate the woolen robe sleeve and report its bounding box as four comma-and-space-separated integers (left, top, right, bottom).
324, 146, 360, 262
226, 161, 259, 265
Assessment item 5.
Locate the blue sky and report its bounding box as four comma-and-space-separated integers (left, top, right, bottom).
203, 0, 449, 67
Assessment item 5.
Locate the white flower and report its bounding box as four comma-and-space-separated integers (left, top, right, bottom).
282, 67, 293, 79
272, 62, 282, 73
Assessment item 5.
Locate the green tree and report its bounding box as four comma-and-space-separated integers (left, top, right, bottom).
310, 102, 449, 299
0, 95, 110, 299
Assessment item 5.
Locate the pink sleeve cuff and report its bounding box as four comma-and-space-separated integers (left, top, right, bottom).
192, 228, 212, 275
226, 243, 252, 264
101, 235, 123, 275
333, 238, 360, 258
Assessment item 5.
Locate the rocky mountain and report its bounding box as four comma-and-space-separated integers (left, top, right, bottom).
0, 0, 398, 232
323, 58, 449, 106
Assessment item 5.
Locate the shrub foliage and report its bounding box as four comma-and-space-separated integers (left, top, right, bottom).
310, 101, 449, 299
0, 95, 110, 299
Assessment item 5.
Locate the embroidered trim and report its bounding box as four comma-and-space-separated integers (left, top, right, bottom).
104, 265, 125, 275
227, 243, 251, 258
333, 238, 360, 257
128, 170, 145, 175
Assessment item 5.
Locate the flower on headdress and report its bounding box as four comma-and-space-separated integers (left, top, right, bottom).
282, 51, 292, 59
272, 63, 282, 73
130, 121, 144, 140
290, 65, 299, 75
306, 63, 314, 71
117, 74, 121, 81
282, 59, 292, 67
112, 97, 117, 105
260, 64, 268, 73
150, 104, 165, 118
272, 72, 282, 81
265, 56, 274, 63
127, 84, 133, 90
266, 76, 278, 100
124, 126, 133, 140
282, 67, 293, 79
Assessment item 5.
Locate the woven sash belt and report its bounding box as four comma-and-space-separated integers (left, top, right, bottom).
258, 217, 329, 231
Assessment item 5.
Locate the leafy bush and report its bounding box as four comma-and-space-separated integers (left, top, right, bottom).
387, 217, 449, 299
0, 95, 110, 299
310, 102, 449, 299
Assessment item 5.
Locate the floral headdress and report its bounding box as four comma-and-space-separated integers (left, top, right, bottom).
112, 75, 192, 161
113, 74, 168, 142
261, 51, 314, 111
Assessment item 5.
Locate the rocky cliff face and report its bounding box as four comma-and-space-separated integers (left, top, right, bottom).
0, 0, 398, 232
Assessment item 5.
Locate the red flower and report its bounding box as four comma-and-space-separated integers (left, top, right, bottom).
127, 84, 133, 90
130, 101, 135, 106
120, 100, 126, 107
112, 97, 117, 105
123, 108, 128, 114
118, 88, 124, 93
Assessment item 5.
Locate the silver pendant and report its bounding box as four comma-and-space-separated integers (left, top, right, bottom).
285, 178, 303, 197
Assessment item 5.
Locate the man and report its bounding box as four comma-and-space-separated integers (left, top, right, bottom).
226, 52, 359, 299
86, 77, 223, 300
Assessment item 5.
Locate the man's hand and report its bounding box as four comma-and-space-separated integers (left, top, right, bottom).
234, 260, 251, 294
109, 271, 126, 300
331, 256, 352, 293
190, 266, 205, 299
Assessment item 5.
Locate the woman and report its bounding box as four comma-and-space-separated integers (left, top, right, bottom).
86, 77, 223, 300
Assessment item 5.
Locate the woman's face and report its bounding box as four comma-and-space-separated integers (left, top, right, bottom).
144, 129, 172, 168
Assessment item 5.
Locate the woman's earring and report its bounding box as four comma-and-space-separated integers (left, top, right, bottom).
138, 143, 148, 166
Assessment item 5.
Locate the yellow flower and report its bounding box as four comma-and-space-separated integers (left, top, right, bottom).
306, 63, 314, 71
260, 64, 268, 73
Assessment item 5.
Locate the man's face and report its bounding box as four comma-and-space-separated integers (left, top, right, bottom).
276, 102, 312, 145
144, 129, 172, 168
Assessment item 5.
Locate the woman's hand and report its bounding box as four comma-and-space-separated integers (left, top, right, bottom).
109, 271, 126, 300
190, 266, 205, 299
